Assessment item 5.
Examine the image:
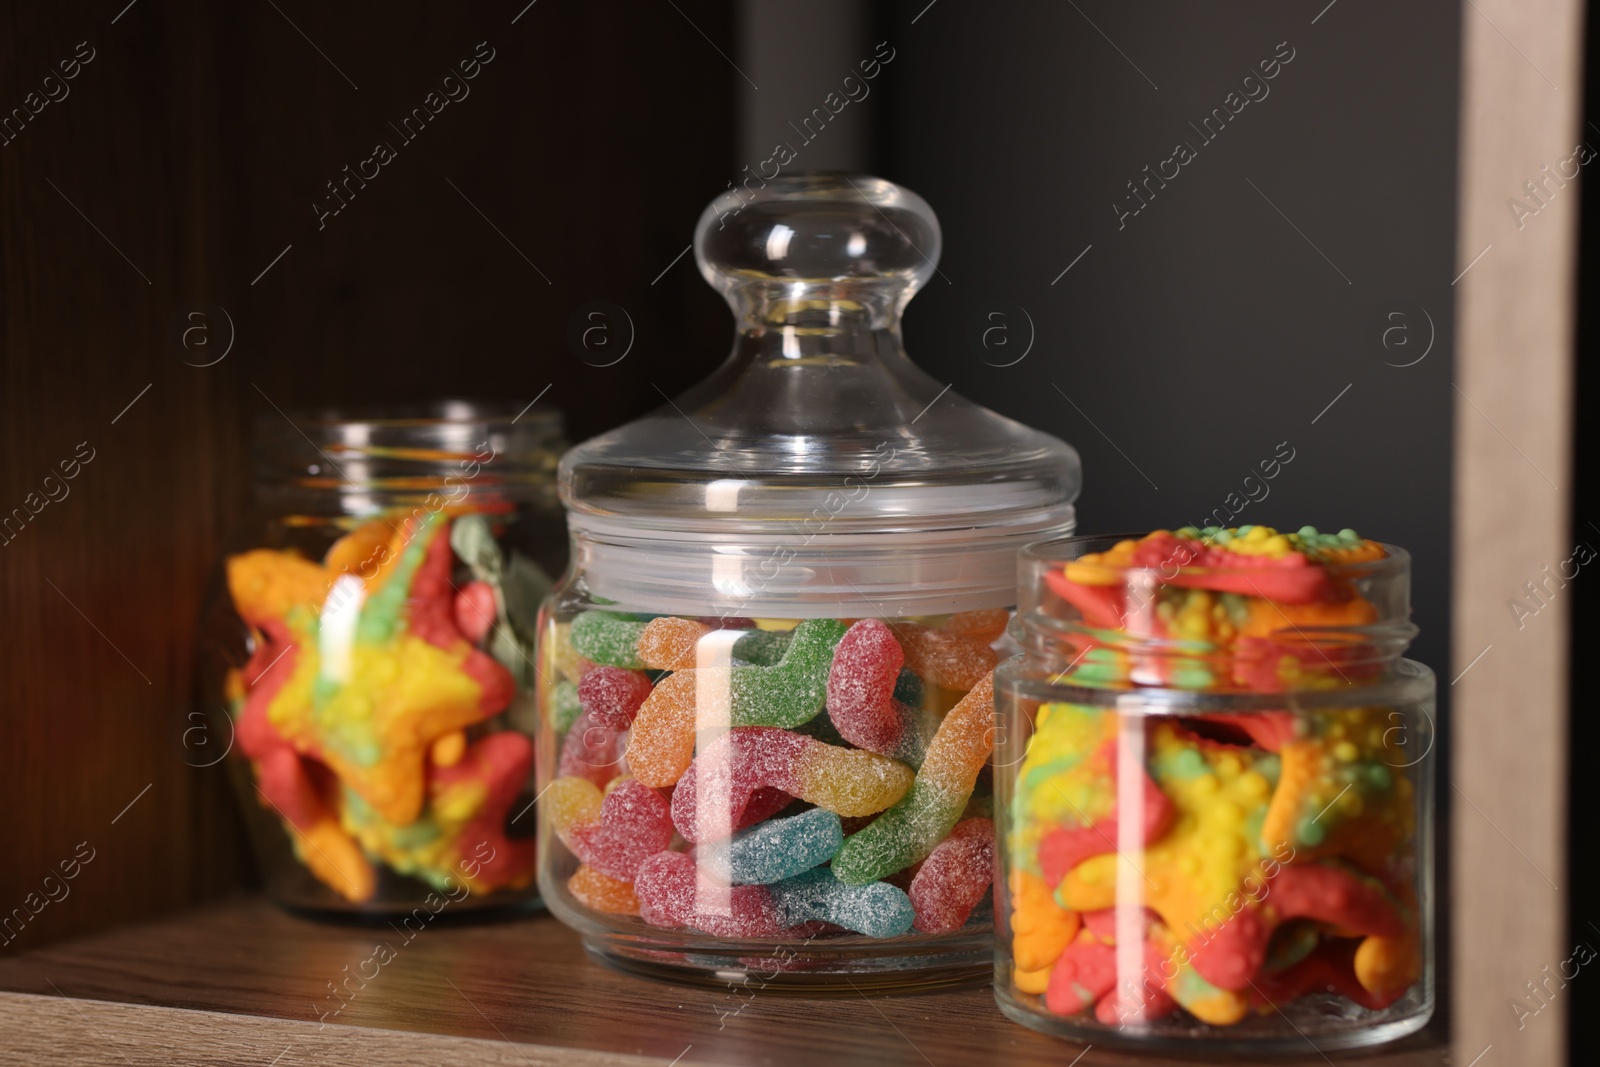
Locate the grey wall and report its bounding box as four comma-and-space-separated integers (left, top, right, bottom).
865, 1, 1460, 680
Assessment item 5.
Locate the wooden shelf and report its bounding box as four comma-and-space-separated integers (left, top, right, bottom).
0, 896, 1446, 1065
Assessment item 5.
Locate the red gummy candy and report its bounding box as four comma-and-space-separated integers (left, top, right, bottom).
434, 731, 536, 890
1188, 863, 1407, 992
910, 818, 995, 933
1080, 905, 1162, 943
578, 667, 655, 731
826, 619, 929, 765
453, 580, 498, 644
740, 787, 794, 829
1038, 741, 1174, 886
1250, 939, 1402, 1011
557, 710, 627, 789
634, 850, 804, 937
1045, 937, 1118, 1016
569, 778, 673, 881
255, 746, 329, 830
409, 526, 515, 715
671, 728, 814, 842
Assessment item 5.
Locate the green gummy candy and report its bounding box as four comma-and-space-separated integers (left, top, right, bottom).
728, 618, 847, 728
731, 628, 792, 666
830, 781, 965, 885
570, 611, 646, 668
550, 680, 582, 733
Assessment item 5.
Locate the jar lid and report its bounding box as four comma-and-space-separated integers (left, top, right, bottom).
561, 175, 1080, 617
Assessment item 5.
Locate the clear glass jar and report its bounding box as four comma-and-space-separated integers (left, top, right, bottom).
536, 174, 1081, 989
994, 528, 1434, 1053
198, 401, 566, 919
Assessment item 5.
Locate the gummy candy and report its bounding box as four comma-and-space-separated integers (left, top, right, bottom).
698, 807, 843, 885
557, 710, 627, 788
1036, 740, 1174, 886
729, 619, 848, 726
570, 611, 648, 668
634, 851, 803, 937
639, 616, 709, 671
832, 676, 993, 884
225, 512, 532, 902
549, 680, 582, 733
625, 619, 848, 788
1005, 526, 1426, 1030
671, 727, 913, 842
732, 627, 792, 666
1009, 868, 1081, 993
910, 818, 995, 933
770, 867, 916, 938
1185, 862, 1406, 991
827, 619, 936, 767
568, 864, 640, 915
891, 621, 999, 692
568, 778, 673, 881
578, 666, 654, 730
622, 671, 699, 788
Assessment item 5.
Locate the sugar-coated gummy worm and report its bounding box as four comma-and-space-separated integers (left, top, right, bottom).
624, 619, 850, 788
827, 619, 936, 767
697, 807, 844, 885
549, 680, 582, 733
671, 726, 914, 842
567, 778, 673, 882
634, 850, 805, 937
638, 616, 710, 671
568, 864, 640, 915
831, 675, 994, 885
569, 611, 648, 669
769, 867, 916, 938
909, 817, 995, 933
577, 666, 654, 730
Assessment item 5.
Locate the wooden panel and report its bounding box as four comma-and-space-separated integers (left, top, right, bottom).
0, 896, 1450, 1066
1, 0, 248, 955
2, 0, 737, 954
1451, 0, 1581, 1064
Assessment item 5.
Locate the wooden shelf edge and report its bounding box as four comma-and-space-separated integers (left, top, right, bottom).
0, 990, 663, 1067
0, 897, 1448, 1066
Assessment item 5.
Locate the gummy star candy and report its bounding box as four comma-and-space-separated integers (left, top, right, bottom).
228, 515, 516, 827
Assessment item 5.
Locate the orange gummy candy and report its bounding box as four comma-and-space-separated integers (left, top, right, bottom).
638, 617, 710, 671
568, 864, 641, 915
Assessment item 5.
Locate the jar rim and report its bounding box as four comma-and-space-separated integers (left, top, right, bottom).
1019, 531, 1412, 583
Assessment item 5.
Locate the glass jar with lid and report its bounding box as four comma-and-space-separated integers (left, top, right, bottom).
197, 401, 565, 919
994, 527, 1434, 1051
536, 174, 1081, 988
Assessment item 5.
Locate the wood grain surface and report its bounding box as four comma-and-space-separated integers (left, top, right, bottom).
0, 897, 1447, 1066
2, 0, 737, 956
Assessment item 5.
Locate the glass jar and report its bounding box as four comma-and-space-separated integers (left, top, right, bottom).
198, 401, 566, 919
536, 174, 1081, 988
994, 528, 1434, 1052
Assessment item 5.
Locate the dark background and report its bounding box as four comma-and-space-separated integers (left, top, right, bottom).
3, 0, 1467, 1022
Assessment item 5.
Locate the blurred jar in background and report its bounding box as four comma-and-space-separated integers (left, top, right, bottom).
198, 401, 565, 918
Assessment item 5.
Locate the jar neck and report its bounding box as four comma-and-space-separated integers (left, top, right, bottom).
726, 279, 910, 343
252, 403, 562, 519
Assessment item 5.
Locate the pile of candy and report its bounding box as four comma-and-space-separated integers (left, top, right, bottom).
224, 512, 538, 902
1008, 526, 1422, 1026
542, 609, 1008, 941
